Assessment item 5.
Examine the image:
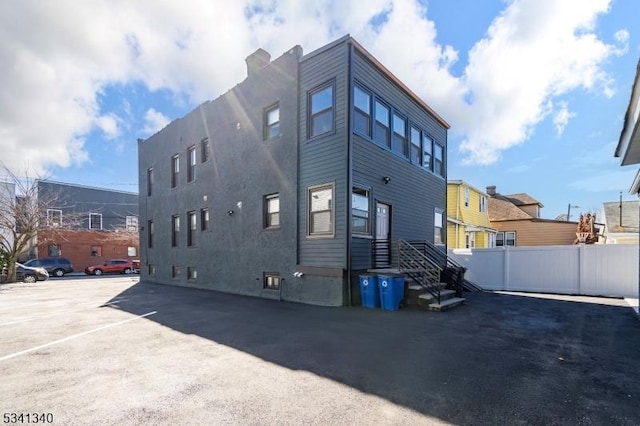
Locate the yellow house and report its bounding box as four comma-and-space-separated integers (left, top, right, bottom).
447, 180, 497, 248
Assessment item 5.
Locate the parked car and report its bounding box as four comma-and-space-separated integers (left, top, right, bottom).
23, 257, 74, 277
84, 259, 134, 276
16, 262, 49, 283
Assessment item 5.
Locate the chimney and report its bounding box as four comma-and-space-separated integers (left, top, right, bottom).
245, 48, 271, 77
486, 185, 496, 196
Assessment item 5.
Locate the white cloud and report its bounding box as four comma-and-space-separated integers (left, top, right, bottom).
553, 102, 576, 135
142, 108, 170, 136
0, 0, 629, 175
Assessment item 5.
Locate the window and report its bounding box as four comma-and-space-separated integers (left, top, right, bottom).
187, 211, 196, 247
496, 231, 516, 247
128, 247, 137, 257
148, 220, 154, 248
265, 104, 280, 139
47, 209, 62, 227
264, 194, 280, 228
480, 196, 487, 213
353, 85, 371, 136
352, 187, 370, 234
434, 142, 445, 177
392, 113, 407, 156
187, 146, 196, 182
200, 208, 209, 231
308, 184, 334, 236
374, 100, 390, 147
147, 168, 153, 196
434, 209, 444, 245
410, 126, 421, 165
89, 213, 102, 230
309, 84, 334, 138
264, 273, 280, 290
148, 264, 155, 275
91, 246, 102, 257
171, 154, 179, 188
489, 233, 496, 248
464, 187, 470, 207
126, 215, 138, 231
171, 215, 180, 247
422, 134, 433, 171
465, 232, 476, 248
172, 265, 181, 278
48, 245, 60, 257
201, 138, 210, 163
187, 267, 197, 280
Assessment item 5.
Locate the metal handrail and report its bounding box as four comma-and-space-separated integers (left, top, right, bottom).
398, 239, 442, 304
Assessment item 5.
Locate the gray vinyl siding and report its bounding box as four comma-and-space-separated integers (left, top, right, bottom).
139, 51, 300, 299
298, 40, 350, 268
350, 48, 447, 269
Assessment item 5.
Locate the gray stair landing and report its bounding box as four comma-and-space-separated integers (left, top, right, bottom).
428, 297, 466, 312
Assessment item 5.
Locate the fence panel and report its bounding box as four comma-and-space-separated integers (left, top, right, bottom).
508, 246, 579, 294
581, 245, 638, 297
450, 248, 504, 290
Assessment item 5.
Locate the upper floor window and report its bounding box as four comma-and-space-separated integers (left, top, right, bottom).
171, 154, 179, 188
47, 209, 62, 227
89, 213, 102, 230
422, 134, 433, 171
265, 104, 280, 139
374, 100, 390, 147
264, 193, 280, 228
392, 113, 407, 157
464, 187, 470, 207
410, 126, 421, 165
353, 85, 371, 137
201, 138, 210, 163
126, 215, 138, 231
352, 187, 370, 235
147, 168, 153, 196
148, 220, 154, 248
171, 215, 180, 247
308, 183, 334, 237
309, 83, 334, 138
480, 196, 487, 213
200, 208, 209, 231
187, 211, 196, 247
434, 142, 445, 177
187, 146, 196, 182
496, 231, 516, 246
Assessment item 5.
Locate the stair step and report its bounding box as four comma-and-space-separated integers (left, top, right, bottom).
428, 297, 466, 312
416, 289, 456, 304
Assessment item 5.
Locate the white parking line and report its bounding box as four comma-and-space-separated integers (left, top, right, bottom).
0, 311, 157, 362
0, 302, 40, 312
0, 302, 101, 326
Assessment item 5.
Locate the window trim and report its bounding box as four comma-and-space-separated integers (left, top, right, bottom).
89, 213, 102, 230
201, 138, 209, 163
172, 265, 181, 279
263, 272, 280, 290
126, 215, 138, 231
434, 208, 444, 246
171, 215, 180, 247
353, 84, 372, 137
308, 81, 335, 139
307, 182, 335, 238
171, 154, 179, 188
434, 141, 445, 178
264, 193, 280, 229
464, 187, 470, 208
352, 186, 371, 236
187, 266, 197, 280
410, 126, 422, 166
187, 145, 196, 183
187, 211, 196, 247
200, 208, 209, 231
392, 112, 408, 157
264, 103, 280, 140
147, 167, 153, 196
47, 209, 62, 227
480, 195, 487, 213
373, 98, 391, 148
147, 220, 154, 248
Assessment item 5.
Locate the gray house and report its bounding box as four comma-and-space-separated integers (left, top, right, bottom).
138, 35, 449, 306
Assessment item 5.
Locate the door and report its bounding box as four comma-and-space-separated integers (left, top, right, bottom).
375, 202, 391, 267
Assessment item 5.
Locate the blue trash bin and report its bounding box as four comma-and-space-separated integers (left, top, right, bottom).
359, 275, 379, 308
378, 275, 402, 311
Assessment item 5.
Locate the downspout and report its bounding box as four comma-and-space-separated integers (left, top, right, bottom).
346, 42, 354, 306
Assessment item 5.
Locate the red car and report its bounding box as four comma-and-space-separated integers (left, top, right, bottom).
84, 259, 134, 276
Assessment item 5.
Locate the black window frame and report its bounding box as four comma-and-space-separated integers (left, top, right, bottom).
201, 138, 209, 163
352, 187, 370, 235
434, 208, 444, 245
264, 193, 280, 229
391, 112, 408, 157
187, 145, 196, 183
422, 133, 433, 171
434, 141, 445, 178
187, 267, 197, 280
148, 219, 154, 248
263, 273, 280, 290
353, 84, 372, 137
147, 167, 153, 196
171, 215, 180, 247
89, 213, 102, 230
187, 210, 196, 247
308, 82, 335, 139
264, 103, 280, 140
171, 154, 179, 188
374, 99, 391, 148
200, 208, 209, 231
308, 183, 334, 238
410, 126, 422, 165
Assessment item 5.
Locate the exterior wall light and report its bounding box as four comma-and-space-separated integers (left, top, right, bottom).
383, 176, 391, 184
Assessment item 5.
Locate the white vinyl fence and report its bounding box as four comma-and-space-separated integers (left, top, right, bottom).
449, 244, 639, 298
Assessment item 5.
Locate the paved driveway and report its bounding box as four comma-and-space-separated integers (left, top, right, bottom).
0, 278, 639, 425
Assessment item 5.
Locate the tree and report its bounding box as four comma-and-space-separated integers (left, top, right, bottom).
0, 165, 81, 283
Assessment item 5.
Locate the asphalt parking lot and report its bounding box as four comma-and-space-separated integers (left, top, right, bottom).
1, 277, 639, 425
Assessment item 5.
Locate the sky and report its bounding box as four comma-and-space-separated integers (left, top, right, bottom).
1, 0, 639, 220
